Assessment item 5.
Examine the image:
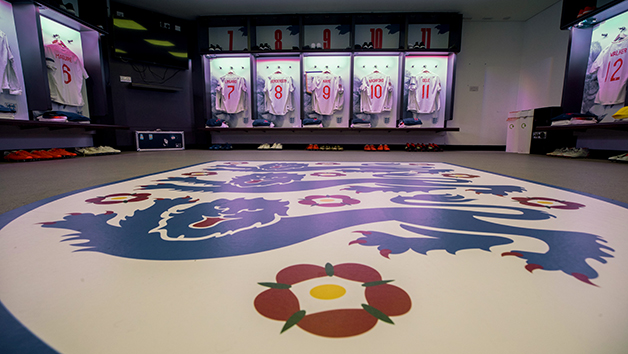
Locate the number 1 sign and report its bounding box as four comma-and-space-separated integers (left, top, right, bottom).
208, 26, 248, 51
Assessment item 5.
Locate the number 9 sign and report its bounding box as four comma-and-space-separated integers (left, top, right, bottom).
303, 25, 350, 50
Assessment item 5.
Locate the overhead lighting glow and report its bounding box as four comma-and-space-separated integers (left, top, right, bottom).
144, 39, 175, 47
168, 52, 188, 58
115, 48, 128, 54
113, 19, 147, 30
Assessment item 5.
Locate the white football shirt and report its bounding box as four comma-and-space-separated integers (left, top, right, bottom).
45, 43, 89, 106
589, 37, 628, 106
0, 30, 21, 95
408, 71, 442, 114
310, 72, 343, 115
216, 73, 247, 114
359, 71, 393, 114
264, 72, 294, 116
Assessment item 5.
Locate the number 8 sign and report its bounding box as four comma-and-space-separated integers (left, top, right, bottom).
256, 26, 299, 50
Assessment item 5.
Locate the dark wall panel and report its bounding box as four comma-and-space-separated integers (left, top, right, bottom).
108, 59, 195, 148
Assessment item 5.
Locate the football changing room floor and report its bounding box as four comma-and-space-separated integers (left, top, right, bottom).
1, 152, 627, 354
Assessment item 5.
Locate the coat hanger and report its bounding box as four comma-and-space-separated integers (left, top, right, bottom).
615, 27, 627, 41
274, 65, 282, 74
52, 34, 67, 48
323, 65, 331, 74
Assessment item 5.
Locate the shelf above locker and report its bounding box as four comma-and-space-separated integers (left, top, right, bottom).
202, 127, 459, 132
534, 121, 628, 132
0, 118, 129, 131
35, 1, 108, 35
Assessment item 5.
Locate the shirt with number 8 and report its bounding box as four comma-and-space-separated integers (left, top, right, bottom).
264, 72, 295, 116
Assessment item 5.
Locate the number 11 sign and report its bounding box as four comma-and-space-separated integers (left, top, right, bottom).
407, 24, 449, 49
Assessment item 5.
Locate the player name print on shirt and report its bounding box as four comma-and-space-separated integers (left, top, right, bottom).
309, 72, 344, 115
408, 70, 442, 114
359, 71, 393, 114
264, 71, 295, 116
589, 36, 628, 106
44, 42, 89, 106
216, 73, 247, 114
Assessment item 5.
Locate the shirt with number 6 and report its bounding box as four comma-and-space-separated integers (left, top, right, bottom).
44, 43, 89, 106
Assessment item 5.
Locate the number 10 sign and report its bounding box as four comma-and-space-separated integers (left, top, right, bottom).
354, 24, 400, 49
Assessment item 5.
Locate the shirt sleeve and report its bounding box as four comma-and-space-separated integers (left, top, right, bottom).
79, 59, 89, 80
263, 76, 271, 93
337, 76, 344, 94
408, 76, 417, 92
360, 77, 368, 92
44, 46, 57, 71
588, 47, 608, 74
241, 77, 247, 93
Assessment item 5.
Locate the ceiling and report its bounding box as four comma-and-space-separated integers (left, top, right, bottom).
113, 0, 562, 22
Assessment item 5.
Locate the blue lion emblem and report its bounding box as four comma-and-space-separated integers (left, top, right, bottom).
41, 162, 613, 286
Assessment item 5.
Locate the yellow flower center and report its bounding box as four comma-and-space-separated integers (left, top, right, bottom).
310, 284, 346, 300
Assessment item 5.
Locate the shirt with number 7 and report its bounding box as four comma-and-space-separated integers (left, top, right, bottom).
216, 73, 247, 114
